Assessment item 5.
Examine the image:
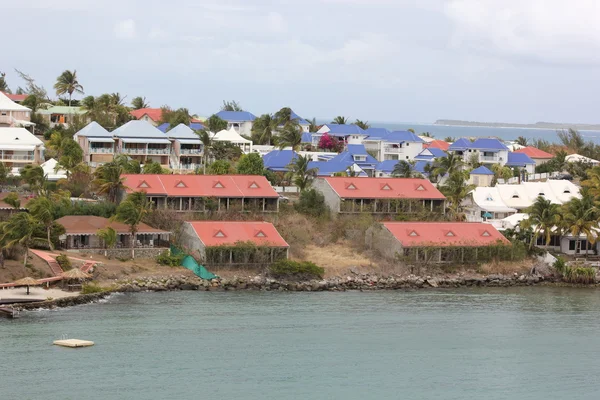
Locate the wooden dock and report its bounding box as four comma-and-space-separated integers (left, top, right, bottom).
0, 306, 19, 318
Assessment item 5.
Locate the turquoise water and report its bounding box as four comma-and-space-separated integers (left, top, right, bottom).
3, 289, 600, 399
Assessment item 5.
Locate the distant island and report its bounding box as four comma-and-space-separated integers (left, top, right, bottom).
434, 119, 600, 131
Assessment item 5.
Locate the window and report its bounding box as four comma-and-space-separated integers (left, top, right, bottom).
538, 193, 545, 196
473, 176, 480, 185
175, 181, 187, 188
381, 184, 392, 191
346, 183, 357, 190
248, 181, 260, 189
416, 184, 426, 191
214, 230, 226, 238
255, 230, 266, 238
354, 155, 366, 162
482, 231, 491, 237
563, 189, 570, 194
213, 181, 224, 188
1, 112, 6, 116
485, 196, 493, 201
409, 231, 419, 237
445, 231, 455, 237
569, 240, 576, 251
406, 143, 409, 146
137, 180, 150, 189
512, 194, 519, 198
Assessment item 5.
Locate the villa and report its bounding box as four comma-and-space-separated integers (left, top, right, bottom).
362, 130, 425, 162
313, 124, 368, 148
514, 146, 554, 166
38, 105, 88, 129
313, 177, 445, 214
130, 108, 164, 126
165, 124, 204, 171
0, 92, 32, 127
121, 174, 280, 212
214, 111, 257, 136
0, 127, 45, 172
448, 138, 510, 167
73, 122, 116, 166
180, 221, 289, 266
112, 120, 172, 167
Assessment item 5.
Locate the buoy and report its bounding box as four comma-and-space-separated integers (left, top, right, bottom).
53, 339, 95, 348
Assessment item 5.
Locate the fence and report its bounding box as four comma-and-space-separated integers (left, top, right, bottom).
273, 186, 299, 193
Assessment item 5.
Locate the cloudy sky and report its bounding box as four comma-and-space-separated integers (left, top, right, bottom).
2, 0, 600, 123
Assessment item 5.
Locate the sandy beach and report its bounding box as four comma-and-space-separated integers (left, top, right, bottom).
0, 287, 79, 303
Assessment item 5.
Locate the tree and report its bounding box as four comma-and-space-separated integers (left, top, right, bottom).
3, 192, 20, 209
211, 141, 242, 162
20, 165, 47, 195
491, 163, 513, 184
28, 196, 68, 251
444, 136, 455, 143
195, 129, 212, 174
557, 129, 585, 153
441, 171, 475, 221
15, 69, 48, 99
57, 139, 84, 177
354, 119, 370, 130
0, 162, 8, 184
561, 193, 598, 256
523, 196, 561, 249
582, 166, 600, 197
407, 128, 415, 133
53, 70, 84, 106
221, 100, 243, 112
93, 161, 126, 203
206, 114, 228, 132
0, 212, 45, 267
431, 153, 464, 180
331, 116, 349, 125
421, 132, 433, 138
97, 227, 117, 256
286, 155, 316, 192
236, 153, 265, 175
318, 133, 340, 151
142, 160, 164, 174
392, 160, 416, 178
159, 107, 191, 127
208, 160, 231, 175
81, 93, 133, 129
131, 96, 149, 110
308, 117, 320, 133
516, 136, 529, 147
113, 192, 152, 259
251, 114, 278, 145
277, 124, 303, 150
0, 71, 9, 93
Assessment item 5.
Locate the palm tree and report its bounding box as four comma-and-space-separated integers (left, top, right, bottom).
113, 192, 152, 259
251, 114, 278, 145
516, 136, 529, 147
421, 132, 434, 138
561, 194, 598, 255
20, 165, 48, 195
432, 153, 464, 180
440, 171, 475, 221
131, 96, 149, 110
274, 107, 293, 125
206, 114, 228, 132
0, 212, 45, 268
3, 192, 20, 210
278, 125, 303, 151
331, 116, 349, 125
523, 196, 561, 249
28, 197, 58, 250
582, 166, 600, 197
93, 161, 126, 203
354, 119, 370, 130
308, 117, 320, 133
97, 227, 117, 257
221, 100, 243, 112
491, 163, 513, 183
53, 70, 84, 106
195, 129, 212, 174
392, 160, 415, 178
286, 155, 317, 192
444, 136, 455, 143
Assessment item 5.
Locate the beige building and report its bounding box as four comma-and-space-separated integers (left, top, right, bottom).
0, 92, 31, 127
0, 127, 44, 172
73, 121, 116, 167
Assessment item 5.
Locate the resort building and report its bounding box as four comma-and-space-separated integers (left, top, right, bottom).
121, 174, 280, 212
362, 130, 425, 162
468, 166, 495, 187
180, 221, 289, 266
565, 154, 600, 166
56, 215, 170, 252
448, 138, 509, 167
214, 111, 257, 136
73, 122, 115, 166
165, 124, 203, 172
313, 177, 445, 214
112, 120, 172, 167
465, 187, 517, 223
366, 222, 510, 263
414, 147, 447, 162
263, 149, 298, 172
212, 128, 253, 153
130, 108, 163, 126
40, 158, 67, 181
514, 146, 554, 166
288, 110, 310, 132
505, 152, 536, 174
37, 105, 88, 129
0, 127, 44, 171
0, 92, 31, 127
313, 124, 368, 148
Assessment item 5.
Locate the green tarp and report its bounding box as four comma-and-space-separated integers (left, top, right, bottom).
171, 245, 217, 280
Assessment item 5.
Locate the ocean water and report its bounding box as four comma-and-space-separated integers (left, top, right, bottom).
371, 122, 600, 144
3, 289, 600, 400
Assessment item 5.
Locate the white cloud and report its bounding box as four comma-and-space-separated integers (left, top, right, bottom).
445, 0, 600, 65
267, 12, 287, 33
113, 19, 136, 40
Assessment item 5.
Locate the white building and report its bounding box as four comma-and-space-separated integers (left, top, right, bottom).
0, 92, 32, 128
362, 129, 424, 162
0, 127, 45, 172
214, 111, 256, 136
213, 128, 253, 153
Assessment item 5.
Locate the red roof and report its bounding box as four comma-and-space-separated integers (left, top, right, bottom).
513, 146, 553, 159
122, 174, 278, 198
129, 108, 163, 122
423, 140, 450, 151
323, 177, 445, 200
1, 92, 28, 102
56, 216, 169, 235
382, 222, 509, 247
186, 221, 289, 247
0, 193, 34, 210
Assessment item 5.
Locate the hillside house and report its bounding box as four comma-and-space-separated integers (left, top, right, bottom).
0, 92, 31, 127
0, 127, 44, 172
165, 124, 204, 171
73, 122, 116, 166
214, 111, 257, 136
514, 146, 554, 166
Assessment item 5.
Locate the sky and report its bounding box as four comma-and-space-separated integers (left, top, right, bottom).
2, 0, 600, 124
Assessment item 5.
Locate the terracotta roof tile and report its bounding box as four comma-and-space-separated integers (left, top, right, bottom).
129, 108, 163, 122
323, 177, 445, 200
513, 146, 554, 159
56, 216, 169, 235
423, 140, 450, 151
382, 222, 509, 247
186, 221, 288, 247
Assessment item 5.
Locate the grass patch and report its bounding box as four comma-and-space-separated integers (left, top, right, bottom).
269, 260, 324, 280
81, 282, 109, 294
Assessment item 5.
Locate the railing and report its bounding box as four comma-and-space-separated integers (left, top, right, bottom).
383, 146, 403, 154
180, 148, 202, 155
147, 148, 170, 154
0, 154, 34, 161
89, 147, 114, 154
480, 155, 499, 162
179, 164, 200, 170
121, 148, 146, 154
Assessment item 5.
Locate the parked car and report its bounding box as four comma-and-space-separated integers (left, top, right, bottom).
278, 195, 290, 203
550, 173, 573, 181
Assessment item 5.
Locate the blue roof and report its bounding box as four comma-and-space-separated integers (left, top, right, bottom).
470, 138, 509, 151
415, 148, 447, 161
448, 138, 473, 151
331, 144, 378, 168
386, 130, 425, 143
76, 121, 112, 137
375, 160, 399, 173
215, 111, 257, 122
290, 110, 309, 126
301, 132, 313, 143
157, 123, 170, 133
112, 120, 170, 138
322, 124, 366, 135
190, 122, 205, 131
166, 124, 201, 139
365, 127, 391, 140
263, 150, 298, 172
158, 122, 206, 133
470, 166, 494, 175
308, 160, 360, 176
413, 161, 431, 175
506, 152, 535, 166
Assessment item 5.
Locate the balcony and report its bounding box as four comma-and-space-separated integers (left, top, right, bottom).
122, 147, 146, 155
147, 147, 170, 155
480, 155, 499, 162
383, 146, 403, 154
180, 148, 203, 155
0, 154, 35, 161
179, 163, 200, 170
89, 147, 114, 154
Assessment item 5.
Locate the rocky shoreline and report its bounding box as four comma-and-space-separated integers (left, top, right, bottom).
9, 272, 596, 312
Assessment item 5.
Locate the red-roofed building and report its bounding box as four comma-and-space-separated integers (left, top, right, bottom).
423, 140, 450, 151
1, 92, 28, 103
513, 146, 554, 166
366, 222, 510, 263
313, 177, 445, 214
121, 174, 279, 212
181, 221, 289, 265
129, 108, 163, 126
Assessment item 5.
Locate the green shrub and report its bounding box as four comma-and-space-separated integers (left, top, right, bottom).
81, 283, 106, 294
156, 251, 184, 267
269, 259, 324, 280
55, 254, 72, 270
294, 189, 329, 218
553, 257, 567, 274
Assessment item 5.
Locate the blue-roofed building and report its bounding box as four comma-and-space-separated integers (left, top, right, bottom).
469, 165, 495, 187
506, 152, 536, 173
157, 121, 206, 133
374, 159, 430, 178
362, 129, 425, 162
308, 160, 367, 177
448, 137, 510, 169
214, 111, 257, 136
414, 148, 447, 161
263, 149, 298, 172
365, 127, 391, 140
111, 120, 172, 167
289, 110, 310, 132
313, 124, 368, 148
328, 144, 378, 176
301, 132, 313, 144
